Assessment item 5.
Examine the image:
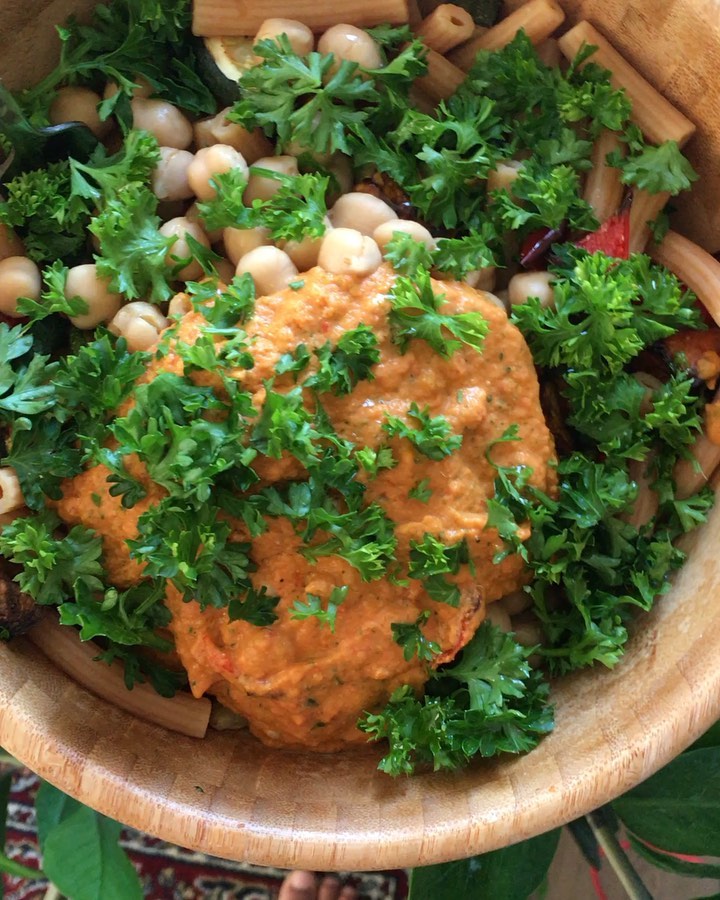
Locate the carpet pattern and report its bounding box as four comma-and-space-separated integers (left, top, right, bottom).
2, 770, 408, 900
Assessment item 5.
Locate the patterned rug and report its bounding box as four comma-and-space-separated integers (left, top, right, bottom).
2, 770, 408, 900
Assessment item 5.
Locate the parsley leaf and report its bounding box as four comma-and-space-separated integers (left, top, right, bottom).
391, 610, 441, 661
388, 268, 488, 358
359, 621, 553, 775
290, 585, 348, 631
407, 533, 470, 606
305, 325, 380, 395
609, 139, 698, 196
16, 260, 88, 323
383, 403, 462, 461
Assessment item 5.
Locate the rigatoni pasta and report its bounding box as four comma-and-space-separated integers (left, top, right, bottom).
415, 3, 474, 54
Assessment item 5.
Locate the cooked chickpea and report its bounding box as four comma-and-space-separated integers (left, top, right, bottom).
484, 603, 512, 633
159, 217, 210, 281
224, 226, 272, 265
0, 467, 24, 516
245, 155, 299, 205
49, 86, 111, 140
512, 613, 543, 649
168, 293, 193, 319
318, 228, 382, 277
283, 226, 327, 271
186, 202, 223, 245
131, 98, 193, 149
109, 302, 169, 352
508, 270, 555, 308
152, 148, 195, 201
187, 144, 249, 202
0, 225, 24, 261
103, 76, 153, 100
193, 108, 273, 163
255, 18, 313, 55
498, 590, 532, 616
0, 257, 41, 317
236, 246, 298, 296
487, 160, 523, 194
329, 193, 396, 237
483, 292, 509, 315
318, 24, 383, 69
373, 219, 435, 251
214, 258, 237, 283
326, 154, 353, 204
65, 264, 122, 329
471, 267, 497, 292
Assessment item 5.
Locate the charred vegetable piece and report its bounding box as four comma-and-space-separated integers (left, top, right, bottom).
520, 225, 566, 269
0, 558, 41, 638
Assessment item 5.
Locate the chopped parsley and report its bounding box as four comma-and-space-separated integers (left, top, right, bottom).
383, 403, 462, 461
290, 585, 349, 631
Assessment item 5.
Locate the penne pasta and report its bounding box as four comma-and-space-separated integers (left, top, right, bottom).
674, 432, 720, 500
629, 189, 670, 254
193, 0, 410, 37
413, 46, 467, 103
649, 230, 720, 328
535, 36, 561, 68
416, 4, 475, 55
28, 614, 212, 739
625, 457, 659, 528
448, 0, 565, 70
557, 22, 696, 148
583, 129, 625, 222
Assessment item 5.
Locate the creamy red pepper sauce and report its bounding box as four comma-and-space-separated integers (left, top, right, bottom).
55, 264, 556, 750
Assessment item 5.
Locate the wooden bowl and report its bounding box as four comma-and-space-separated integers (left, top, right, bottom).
2, 0, 720, 871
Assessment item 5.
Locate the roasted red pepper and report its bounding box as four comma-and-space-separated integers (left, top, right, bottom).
575, 207, 631, 259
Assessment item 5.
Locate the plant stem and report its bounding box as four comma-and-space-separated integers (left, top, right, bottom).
585, 810, 653, 900
0, 850, 45, 880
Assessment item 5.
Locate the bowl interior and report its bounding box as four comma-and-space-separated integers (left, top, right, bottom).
1, 0, 720, 871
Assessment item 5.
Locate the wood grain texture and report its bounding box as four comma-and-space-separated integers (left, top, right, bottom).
2, 0, 720, 872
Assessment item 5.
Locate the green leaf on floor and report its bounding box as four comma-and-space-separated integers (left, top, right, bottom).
408, 828, 561, 900
35, 781, 142, 900
613, 747, 720, 856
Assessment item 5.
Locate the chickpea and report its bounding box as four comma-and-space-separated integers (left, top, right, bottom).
109, 302, 169, 352
159, 217, 210, 281
318, 24, 383, 69
187, 144, 249, 202
508, 270, 555, 308
373, 219, 435, 251
0, 225, 24, 261
103, 76, 153, 100
245, 155, 299, 205
49, 86, 111, 140
317, 228, 382, 277
224, 226, 272, 265
214, 258, 237, 283
193, 108, 273, 163
498, 590, 532, 617
487, 160, 523, 194
512, 613, 543, 649
0, 467, 24, 516
152, 148, 195, 201
187, 202, 223, 245
0, 257, 41, 317
471, 267, 496, 292
484, 603, 512, 633
236, 246, 298, 296
168, 293, 193, 319
65, 264, 122, 329
255, 18, 314, 56
329, 192, 396, 237
483, 292, 509, 315
131, 98, 193, 150
283, 228, 327, 271
326, 154, 354, 204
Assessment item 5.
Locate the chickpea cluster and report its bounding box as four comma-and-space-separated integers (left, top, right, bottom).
0, 19, 553, 354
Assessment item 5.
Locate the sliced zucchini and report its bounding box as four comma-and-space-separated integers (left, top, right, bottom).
196, 36, 257, 107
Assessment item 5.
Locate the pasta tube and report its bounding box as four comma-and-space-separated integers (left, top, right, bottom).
449, 0, 565, 70
629, 190, 670, 254
414, 47, 467, 102
650, 230, 720, 328
416, 4, 475, 54
193, 0, 411, 37
584, 129, 625, 223
558, 22, 695, 147
28, 614, 212, 739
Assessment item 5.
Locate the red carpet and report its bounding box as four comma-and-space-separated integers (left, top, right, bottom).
3, 769, 408, 899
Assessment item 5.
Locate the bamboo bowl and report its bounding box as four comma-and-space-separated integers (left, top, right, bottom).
1, 0, 720, 872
